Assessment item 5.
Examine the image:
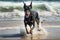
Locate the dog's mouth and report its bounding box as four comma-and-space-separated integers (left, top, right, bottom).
26, 10, 31, 16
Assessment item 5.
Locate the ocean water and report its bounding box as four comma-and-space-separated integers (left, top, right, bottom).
0, 1, 60, 21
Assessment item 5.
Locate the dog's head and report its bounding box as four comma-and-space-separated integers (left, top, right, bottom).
23, 2, 32, 12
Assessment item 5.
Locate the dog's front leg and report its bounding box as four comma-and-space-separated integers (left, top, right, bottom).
24, 21, 29, 34
30, 26, 32, 34
32, 22, 35, 30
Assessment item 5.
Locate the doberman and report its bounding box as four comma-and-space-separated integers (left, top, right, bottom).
23, 2, 40, 34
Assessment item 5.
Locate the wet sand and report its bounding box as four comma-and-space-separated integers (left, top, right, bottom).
0, 20, 60, 40
42, 21, 60, 39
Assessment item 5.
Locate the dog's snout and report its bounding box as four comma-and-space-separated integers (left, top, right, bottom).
26, 10, 30, 15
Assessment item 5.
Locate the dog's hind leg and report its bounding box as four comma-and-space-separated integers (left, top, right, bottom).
36, 19, 40, 31
35, 12, 40, 31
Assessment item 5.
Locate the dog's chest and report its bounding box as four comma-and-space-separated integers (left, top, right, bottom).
25, 15, 32, 21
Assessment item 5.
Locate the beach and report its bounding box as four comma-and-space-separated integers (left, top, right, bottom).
0, 20, 59, 40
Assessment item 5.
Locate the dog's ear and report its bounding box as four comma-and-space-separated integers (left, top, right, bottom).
30, 2, 32, 8
23, 2, 26, 9
24, 3, 26, 6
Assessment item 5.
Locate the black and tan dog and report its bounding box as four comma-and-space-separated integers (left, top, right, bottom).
23, 2, 40, 34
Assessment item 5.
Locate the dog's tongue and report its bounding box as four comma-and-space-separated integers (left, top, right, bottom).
25, 13, 31, 18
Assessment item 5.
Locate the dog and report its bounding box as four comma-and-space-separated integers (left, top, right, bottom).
23, 2, 40, 34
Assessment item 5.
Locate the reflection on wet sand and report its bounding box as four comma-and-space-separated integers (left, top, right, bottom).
20, 33, 47, 40
20, 27, 48, 40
